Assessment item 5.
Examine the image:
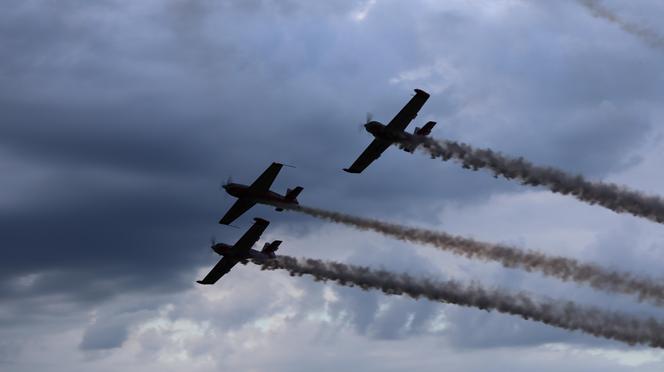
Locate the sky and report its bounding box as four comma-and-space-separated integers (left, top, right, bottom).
2, 0, 664, 370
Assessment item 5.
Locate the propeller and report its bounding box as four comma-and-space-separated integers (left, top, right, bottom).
359, 112, 373, 132
220, 176, 233, 191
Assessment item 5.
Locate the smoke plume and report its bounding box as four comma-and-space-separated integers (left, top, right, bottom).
579, 0, 664, 50
412, 137, 664, 225
263, 255, 664, 348
284, 204, 664, 306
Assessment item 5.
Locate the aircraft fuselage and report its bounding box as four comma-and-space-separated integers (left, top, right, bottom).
364, 121, 425, 151
223, 183, 297, 206
211, 243, 274, 263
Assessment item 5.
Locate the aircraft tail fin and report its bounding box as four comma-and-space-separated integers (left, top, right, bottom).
261, 240, 282, 257
285, 186, 303, 202
400, 121, 436, 153
414, 121, 436, 136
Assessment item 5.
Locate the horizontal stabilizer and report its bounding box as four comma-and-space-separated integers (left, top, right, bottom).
262, 240, 282, 254
414, 121, 436, 136
285, 186, 303, 201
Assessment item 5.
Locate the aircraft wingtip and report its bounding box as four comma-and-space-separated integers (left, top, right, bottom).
254, 217, 270, 224
343, 168, 360, 174
196, 280, 207, 285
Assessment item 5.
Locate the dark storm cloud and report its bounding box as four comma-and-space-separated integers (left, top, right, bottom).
0, 103, 221, 176
0, 104, 231, 318
0, 0, 515, 316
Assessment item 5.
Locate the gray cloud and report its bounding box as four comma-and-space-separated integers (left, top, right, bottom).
80, 318, 130, 351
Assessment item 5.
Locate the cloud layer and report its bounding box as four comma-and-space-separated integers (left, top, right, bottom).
3, 0, 664, 371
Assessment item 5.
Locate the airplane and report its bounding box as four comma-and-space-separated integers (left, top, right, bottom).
343, 89, 436, 174
197, 217, 282, 285
219, 162, 303, 225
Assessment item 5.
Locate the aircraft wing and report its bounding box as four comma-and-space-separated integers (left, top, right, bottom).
249, 162, 283, 192
197, 257, 238, 285
233, 218, 270, 253
343, 138, 392, 173
219, 198, 256, 225
385, 89, 430, 132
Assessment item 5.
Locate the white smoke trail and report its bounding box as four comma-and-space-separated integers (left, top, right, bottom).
579, 0, 664, 50
284, 204, 664, 306
263, 255, 664, 348
414, 137, 664, 225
